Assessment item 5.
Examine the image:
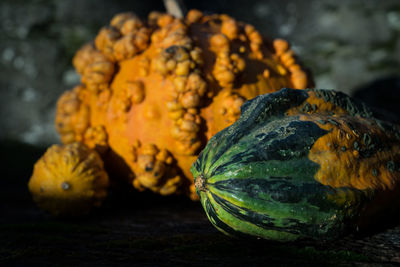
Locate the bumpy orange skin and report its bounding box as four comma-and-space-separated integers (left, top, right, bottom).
28, 142, 109, 216
55, 10, 312, 199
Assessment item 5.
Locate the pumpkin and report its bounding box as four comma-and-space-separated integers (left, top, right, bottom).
191, 88, 400, 241
55, 10, 312, 200
28, 142, 109, 216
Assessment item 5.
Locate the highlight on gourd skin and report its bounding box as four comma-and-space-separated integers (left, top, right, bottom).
52, 8, 312, 203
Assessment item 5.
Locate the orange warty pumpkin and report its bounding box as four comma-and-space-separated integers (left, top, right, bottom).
55, 10, 313, 200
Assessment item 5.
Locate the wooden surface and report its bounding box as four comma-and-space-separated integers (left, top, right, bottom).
1, 141, 400, 266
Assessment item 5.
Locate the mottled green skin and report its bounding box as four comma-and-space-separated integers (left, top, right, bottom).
191, 88, 379, 242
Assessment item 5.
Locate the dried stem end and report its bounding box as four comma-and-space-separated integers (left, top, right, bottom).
195, 174, 207, 192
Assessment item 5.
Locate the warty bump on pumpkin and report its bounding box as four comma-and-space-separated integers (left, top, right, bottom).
28, 142, 109, 216
55, 9, 313, 200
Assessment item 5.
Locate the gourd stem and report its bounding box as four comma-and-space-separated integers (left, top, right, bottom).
195, 174, 207, 192
163, 0, 187, 18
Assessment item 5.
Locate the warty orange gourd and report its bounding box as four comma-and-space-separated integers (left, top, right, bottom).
55, 9, 312, 200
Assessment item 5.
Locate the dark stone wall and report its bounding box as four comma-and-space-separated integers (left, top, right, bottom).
1, 0, 400, 146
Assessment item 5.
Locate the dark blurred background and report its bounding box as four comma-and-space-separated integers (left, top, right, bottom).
1, 0, 400, 146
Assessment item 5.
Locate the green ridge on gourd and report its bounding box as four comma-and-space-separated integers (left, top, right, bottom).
191, 88, 400, 242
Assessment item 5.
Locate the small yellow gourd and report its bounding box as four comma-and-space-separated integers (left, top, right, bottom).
28, 142, 109, 216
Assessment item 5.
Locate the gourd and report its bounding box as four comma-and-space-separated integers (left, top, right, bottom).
191, 88, 400, 241
55, 10, 312, 200
28, 142, 109, 216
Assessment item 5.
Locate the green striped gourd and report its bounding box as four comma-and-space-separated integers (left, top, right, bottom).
191, 88, 400, 241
